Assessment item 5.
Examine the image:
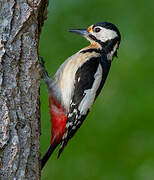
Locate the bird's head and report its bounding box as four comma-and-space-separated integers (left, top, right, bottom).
69, 22, 121, 61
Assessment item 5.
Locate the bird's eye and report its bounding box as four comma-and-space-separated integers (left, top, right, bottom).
94, 27, 101, 33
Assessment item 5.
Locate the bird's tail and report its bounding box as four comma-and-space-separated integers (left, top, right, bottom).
39, 56, 53, 88
41, 144, 57, 170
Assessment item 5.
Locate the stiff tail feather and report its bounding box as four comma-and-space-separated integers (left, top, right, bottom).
41, 144, 57, 169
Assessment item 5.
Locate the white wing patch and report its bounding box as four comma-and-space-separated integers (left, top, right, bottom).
78, 64, 103, 115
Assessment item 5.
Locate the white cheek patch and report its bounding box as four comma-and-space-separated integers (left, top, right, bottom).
92, 28, 118, 42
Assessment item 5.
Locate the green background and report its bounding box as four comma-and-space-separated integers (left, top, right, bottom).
40, 0, 154, 179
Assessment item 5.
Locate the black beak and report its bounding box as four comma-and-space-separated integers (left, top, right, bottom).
69, 29, 89, 37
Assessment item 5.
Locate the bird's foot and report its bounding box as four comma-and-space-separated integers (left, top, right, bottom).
39, 56, 50, 79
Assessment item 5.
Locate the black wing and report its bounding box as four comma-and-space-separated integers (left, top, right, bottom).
58, 56, 111, 157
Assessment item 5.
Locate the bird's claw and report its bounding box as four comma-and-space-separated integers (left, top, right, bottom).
39, 56, 50, 79
39, 56, 46, 68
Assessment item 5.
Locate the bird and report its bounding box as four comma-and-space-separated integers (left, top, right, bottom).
40, 22, 121, 169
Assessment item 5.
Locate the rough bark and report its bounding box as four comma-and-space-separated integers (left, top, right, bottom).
0, 0, 48, 179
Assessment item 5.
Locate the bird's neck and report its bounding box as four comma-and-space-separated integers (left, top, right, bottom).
80, 40, 118, 61
80, 42, 102, 54
100, 38, 119, 61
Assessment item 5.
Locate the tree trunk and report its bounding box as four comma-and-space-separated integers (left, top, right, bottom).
0, 0, 48, 179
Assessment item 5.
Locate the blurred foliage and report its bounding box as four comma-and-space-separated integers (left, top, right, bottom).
39, 0, 154, 179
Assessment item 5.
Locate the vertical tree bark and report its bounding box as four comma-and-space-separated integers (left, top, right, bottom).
0, 0, 48, 179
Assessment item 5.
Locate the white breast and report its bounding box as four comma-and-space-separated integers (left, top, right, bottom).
52, 51, 100, 111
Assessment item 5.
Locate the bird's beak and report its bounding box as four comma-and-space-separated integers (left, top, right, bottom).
69, 29, 89, 37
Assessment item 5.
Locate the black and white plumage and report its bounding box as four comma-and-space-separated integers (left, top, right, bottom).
41, 22, 121, 169
58, 56, 111, 157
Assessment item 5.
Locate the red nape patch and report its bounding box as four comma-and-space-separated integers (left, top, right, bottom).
49, 95, 67, 145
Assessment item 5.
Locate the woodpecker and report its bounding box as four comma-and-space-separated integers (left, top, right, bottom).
40, 22, 121, 169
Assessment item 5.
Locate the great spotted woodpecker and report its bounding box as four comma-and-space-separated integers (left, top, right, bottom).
40, 22, 121, 169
